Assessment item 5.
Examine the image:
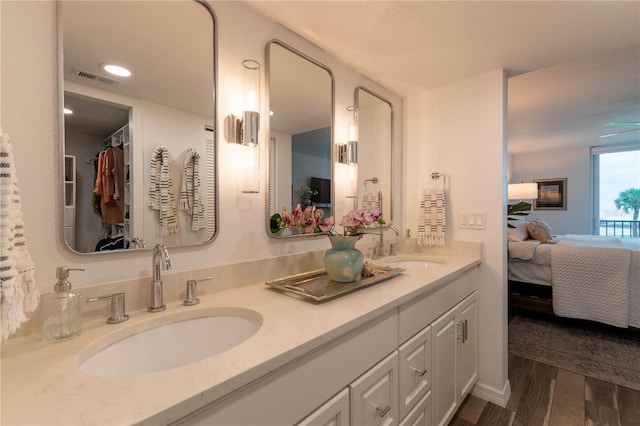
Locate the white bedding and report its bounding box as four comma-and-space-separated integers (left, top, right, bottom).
508, 235, 640, 328
508, 240, 554, 264
551, 235, 630, 327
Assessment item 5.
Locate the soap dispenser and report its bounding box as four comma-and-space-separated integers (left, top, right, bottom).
42, 267, 84, 342
401, 229, 414, 254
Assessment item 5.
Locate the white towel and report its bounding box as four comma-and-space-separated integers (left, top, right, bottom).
148, 145, 178, 236
418, 188, 446, 247
179, 149, 205, 231
0, 128, 39, 340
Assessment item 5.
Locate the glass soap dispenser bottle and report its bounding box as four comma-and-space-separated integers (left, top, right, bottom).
42, 266, 84, 342
401, 228, 414, 253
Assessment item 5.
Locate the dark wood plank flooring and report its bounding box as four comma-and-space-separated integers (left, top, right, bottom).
451, 352, 640, 426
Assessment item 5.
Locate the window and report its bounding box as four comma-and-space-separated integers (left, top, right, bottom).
591, 144, 640, 237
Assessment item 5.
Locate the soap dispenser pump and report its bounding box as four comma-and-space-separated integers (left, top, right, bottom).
42, 266, 84, 342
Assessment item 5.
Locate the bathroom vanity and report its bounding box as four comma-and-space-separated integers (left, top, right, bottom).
1, 244, 480, 425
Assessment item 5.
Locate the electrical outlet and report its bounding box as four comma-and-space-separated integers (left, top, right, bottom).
459, 212, 486, 229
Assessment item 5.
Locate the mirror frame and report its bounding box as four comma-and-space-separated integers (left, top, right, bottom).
265, 39, 335, 239
57, 0, 219, 254
354, 86, 395, 225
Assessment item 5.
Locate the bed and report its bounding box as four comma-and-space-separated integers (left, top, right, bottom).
507, 220, 640, 329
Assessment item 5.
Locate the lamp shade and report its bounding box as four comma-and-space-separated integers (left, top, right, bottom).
508, 182, 538, 200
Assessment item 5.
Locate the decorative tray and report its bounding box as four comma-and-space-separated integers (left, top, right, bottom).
265, 264, 404, 302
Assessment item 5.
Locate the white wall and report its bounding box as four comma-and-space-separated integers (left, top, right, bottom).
404, 70, 509, 405
510, 146, 591, 234
0, 1, 402, 289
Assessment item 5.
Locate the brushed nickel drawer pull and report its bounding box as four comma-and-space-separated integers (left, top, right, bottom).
376, 406, 390, 418
463, 318, 468, 342
410, 366, 428, 377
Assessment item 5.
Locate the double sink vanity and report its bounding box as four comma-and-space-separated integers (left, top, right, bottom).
1, 242, 480, 426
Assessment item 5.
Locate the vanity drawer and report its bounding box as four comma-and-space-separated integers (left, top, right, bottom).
398, 325, 432, 420
350, 351, 399, 426
400, 391, 432, 426
398, 267, 477, 343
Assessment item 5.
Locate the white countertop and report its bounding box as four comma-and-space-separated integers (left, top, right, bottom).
1, 251, 480, 425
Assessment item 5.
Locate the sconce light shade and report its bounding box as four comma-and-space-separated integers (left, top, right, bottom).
226, 59, 261, 193
242, 59, 260, 146
508, 182, 538, 200
347, 105, 357, 143
339, 106, 358, 164
339, 106, 358, 183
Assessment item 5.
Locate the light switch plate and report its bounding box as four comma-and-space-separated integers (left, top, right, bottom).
459, 212, 486, 229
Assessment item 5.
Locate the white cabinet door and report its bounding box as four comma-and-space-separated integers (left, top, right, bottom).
398, 326, 432, 420
399, 391, 432, 426
457, 295, 477, 400
431, 307, 457, 426
350, 351, 399, 426
297, 388, 350, 426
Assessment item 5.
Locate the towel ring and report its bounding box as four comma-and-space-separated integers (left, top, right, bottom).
430, 172, 447, 190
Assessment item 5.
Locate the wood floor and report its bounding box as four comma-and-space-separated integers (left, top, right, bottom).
451, 353, 640, 425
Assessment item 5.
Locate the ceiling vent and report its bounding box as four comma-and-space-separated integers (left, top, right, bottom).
71, 68, 120, 86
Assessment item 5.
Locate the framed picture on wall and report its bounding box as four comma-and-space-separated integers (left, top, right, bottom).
534, 178, 567, 210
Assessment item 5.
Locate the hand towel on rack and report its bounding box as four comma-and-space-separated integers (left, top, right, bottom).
179, 149, 205, 231
361, 190, 382, 210
148, 144, 178, 235
418, 188, 446, 247
0, 128, 39, 340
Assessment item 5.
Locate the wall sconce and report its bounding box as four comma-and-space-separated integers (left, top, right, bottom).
339, 106, 358, 181
227, 59, 261, 193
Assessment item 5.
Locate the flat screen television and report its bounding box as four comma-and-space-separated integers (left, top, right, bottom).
310, 177, 331, 204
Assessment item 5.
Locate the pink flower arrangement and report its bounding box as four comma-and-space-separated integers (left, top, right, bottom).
336, 206, 384, 236
271, 205, 383, 236
279, 204, 335, 234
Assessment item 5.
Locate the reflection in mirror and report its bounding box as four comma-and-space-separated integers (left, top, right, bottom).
60, 0, 217, 254
266, 40, 334, 238
354, 87, 393, 224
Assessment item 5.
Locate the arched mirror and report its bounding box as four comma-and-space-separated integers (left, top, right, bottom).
354, 87, 394, 224
59, 0, 217, 254
266, 40, 334, 238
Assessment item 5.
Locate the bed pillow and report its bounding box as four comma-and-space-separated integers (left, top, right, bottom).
527, 218, 553, 243
507, 220, 530, 242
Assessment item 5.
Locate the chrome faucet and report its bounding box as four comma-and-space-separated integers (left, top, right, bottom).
149, 243, 171, 312
362, 224, 401, 259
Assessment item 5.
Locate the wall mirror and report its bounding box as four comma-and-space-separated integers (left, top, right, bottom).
59, 0, 217, 254
266, 40, 334, 238
354, 87, 394, 224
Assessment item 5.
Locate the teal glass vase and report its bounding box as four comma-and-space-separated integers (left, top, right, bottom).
324, 235, 364, 282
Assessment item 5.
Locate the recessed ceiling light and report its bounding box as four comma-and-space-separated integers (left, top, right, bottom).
64, 108, 73, 115
101, 63, 132, 77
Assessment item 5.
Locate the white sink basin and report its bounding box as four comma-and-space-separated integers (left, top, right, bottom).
78, 307, 262, 377
387, 259, 445, 269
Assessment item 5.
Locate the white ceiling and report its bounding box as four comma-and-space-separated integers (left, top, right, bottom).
246, 0, 640, 154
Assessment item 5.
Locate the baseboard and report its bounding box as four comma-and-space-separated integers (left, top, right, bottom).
471, 379, 511, 408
